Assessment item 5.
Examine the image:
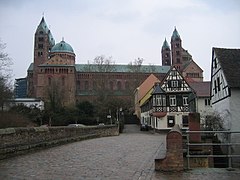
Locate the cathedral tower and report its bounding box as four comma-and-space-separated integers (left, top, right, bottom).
171, 27, 183, 71
31, 17, 55, 97
161, 38, 171, 66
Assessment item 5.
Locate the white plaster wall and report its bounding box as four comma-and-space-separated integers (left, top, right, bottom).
156, 112, 189, 130
229, 89, 240, 131
229, 89, 240, 159
212, 97, 231, 130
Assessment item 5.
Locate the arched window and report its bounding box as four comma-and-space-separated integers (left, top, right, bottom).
125, 81, 129, 90
117, 81, 121, 90
109, 81, 114, 91
62, 77, 65, 86
77, 80, 80, 91
48, 77, 51, 86
84, 81, 89, 90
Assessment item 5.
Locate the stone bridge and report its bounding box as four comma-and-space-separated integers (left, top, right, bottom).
0, 125, 239, 179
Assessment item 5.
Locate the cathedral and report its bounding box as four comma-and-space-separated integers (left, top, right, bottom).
26, 17, 203, 107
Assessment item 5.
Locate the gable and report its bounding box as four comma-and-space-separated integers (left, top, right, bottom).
183, 60, 203, 73
161, 67, 191, 92
212, 48, 240, 88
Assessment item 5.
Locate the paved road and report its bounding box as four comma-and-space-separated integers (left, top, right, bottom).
0, 125, 240, 180
0, 125, 166, 180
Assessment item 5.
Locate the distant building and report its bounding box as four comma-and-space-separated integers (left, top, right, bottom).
23, 17, 204, 110
5, 98, 44, 111
162, 27, 203, 82
14, 78, 27, 98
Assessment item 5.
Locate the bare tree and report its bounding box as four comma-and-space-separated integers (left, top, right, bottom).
45, 78, 65, 112
127, 57, 146, 91
0, 39, 13, 110
0, 39, 13, 79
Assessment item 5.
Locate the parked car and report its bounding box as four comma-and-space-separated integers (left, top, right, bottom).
68, 124, 85, 127
140, 124, 148, 131
98, 123, 105, 126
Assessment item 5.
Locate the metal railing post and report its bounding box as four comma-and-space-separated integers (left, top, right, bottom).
187, 131, 190, 170
228, 131, 232, 169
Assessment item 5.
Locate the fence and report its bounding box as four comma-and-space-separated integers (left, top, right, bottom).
185, 130, 240, 169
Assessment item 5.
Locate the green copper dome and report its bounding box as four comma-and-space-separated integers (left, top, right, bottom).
51, 40, 74, 53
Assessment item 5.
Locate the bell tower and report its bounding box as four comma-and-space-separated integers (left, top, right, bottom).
171, 27, 183, 71
161, 38, 171, 66
30, 17, 55, 97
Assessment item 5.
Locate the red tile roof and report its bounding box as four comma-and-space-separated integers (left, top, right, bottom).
138, 74, 160, 101
189, 81, 211, 97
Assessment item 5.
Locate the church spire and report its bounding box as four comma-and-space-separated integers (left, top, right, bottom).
162, 38, 170, 50
171, 26, 181, 40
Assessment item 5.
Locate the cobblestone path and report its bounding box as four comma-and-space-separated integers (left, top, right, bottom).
0, 125, 166, 180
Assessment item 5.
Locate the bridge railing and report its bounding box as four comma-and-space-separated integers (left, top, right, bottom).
185, 130, 240, 169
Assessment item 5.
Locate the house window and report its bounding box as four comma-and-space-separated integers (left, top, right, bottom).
162, 96, 166, 106
167, 116, 175, 127
171, 80, 178, 88
183, 96, 188, 106
153, 96, 156, 106
205, 98, 210, 106
214, 58, 217, 68
214, 80, 217, 94
156, 95, 162, 106
176, 58, 180, 63
165, 53, 169, 58
176, 51, 180, 56
169, 95, 176, 106
217, 77, 220, 91
182, 116, 188, 127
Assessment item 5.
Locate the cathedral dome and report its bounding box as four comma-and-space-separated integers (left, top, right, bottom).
51, 40, 74, 53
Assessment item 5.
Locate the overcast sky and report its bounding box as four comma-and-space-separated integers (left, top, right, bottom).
0, 0, 240, 81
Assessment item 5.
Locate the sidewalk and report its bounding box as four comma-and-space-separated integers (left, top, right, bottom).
152, 168, 240, 180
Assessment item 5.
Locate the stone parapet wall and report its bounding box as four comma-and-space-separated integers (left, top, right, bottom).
0, 125, 119, 160
155, 124, 183, 171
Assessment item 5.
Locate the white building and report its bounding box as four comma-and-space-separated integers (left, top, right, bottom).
211, 47, 240, 166
189, 81, 213, 127
6, 98, 44, 111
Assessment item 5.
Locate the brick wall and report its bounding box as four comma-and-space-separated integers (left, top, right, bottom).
0, 125, 119, 160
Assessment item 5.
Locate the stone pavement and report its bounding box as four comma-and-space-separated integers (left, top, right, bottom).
0, 124, 240, 179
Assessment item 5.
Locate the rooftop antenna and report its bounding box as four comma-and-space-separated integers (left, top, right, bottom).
42, 12, 44, 17
62, 37, 64, 41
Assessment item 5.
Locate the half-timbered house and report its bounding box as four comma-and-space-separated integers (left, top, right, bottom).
140, 66, 194, 130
